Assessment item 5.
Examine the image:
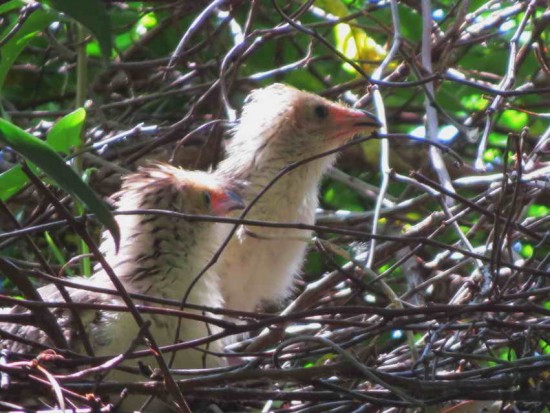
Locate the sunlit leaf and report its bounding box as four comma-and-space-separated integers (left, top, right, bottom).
0, 119, 120, 248
488, 132, 508, 148
0, 165, 29, 201
498, 109, 528, 130
46, 108, 85, 154
520, 243, 534, 259
461, 94, 489, 111
483, 148, 501, 163
0, 109, 85, 201
308, 0, 389, 75
137, 12, 158, 33
527, 204, 550, 218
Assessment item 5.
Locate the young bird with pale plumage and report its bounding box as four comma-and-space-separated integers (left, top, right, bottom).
216, 83, 380, 316
1, 165, 244, 374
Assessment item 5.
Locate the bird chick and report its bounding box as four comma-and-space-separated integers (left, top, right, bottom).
216, 84, 380, 314
2, 164, 244, 372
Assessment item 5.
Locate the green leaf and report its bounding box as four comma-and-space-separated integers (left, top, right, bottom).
0, 0, 25, 15
44, 231, 75, 276
46, 108, 85, 154
460, 94, 489, 111
398, 5, 423, 43
323, 181, 365, 212
0, 6, 56, 90
46, 0, 112, 59
0, 165, 29, 201
497, 109, 528, 131
527, 204, 550, 218
0, 119, 120, 249
0, 109, 85, 201
519, 243, 534, 259
488, 132, 508, 148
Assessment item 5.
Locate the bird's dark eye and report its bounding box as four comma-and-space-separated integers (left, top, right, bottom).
313, 104, 329, 119
203, 191, 211, 206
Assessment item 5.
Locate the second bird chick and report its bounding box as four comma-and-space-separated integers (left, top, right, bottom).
97, 164, 245, 369
2, 164, 244, 377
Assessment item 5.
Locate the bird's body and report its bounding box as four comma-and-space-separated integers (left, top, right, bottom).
216, 84, 380, 314
2, 165, 244, 373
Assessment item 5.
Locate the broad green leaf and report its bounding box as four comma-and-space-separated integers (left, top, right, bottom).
498, 109, 528, 131
0, 0, 25, 14
528, 204, 550, 218
0, 119, 120, 249
137, 12, 158, 31
46, 0, 112, 59
398, 5, 423, 43
0, 6, 55, 90
0, 165, 29, 201
0, 109, 85, 201
46, 108, 85, 154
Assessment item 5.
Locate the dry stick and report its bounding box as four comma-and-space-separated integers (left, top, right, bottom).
0, 259, 262, 320
0, 3, 40, 49
273, 335, 421, 406
2, 207, 547, 279
367, 0, 402, 269
0, 258, 67, 350
365, 0, 419, 363
20, 164, 191, 413
443, 71, 550, 97
0, 201, 95, 357
243, 217, 543, 354
0, 295, 234, 330
166, 0, 227, 72
498, 132, 528, 296
421, 0, 454, 203
474, 0, 535, 169
410, 171, 544, 244
271, 0, 370, 80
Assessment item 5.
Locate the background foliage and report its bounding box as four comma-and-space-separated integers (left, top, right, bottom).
1, 0, 550, 411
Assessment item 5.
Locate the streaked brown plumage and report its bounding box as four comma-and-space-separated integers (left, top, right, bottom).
216, 84, 380, 315
1, 165, 244, 394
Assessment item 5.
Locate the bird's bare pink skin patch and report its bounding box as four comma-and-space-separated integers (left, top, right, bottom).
210, 190, 245, 216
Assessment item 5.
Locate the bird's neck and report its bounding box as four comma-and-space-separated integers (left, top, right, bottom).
218, 135, 337, 221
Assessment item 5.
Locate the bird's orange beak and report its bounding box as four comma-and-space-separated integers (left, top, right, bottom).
330, 106, 381, 140
210, 190, 246, 216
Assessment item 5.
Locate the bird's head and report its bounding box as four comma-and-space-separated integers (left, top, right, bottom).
123, 165, 245, 216
183, 172, 245, 216
233, 83, 380, 162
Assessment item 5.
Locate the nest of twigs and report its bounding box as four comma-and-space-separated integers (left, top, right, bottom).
1, 1, 550, 412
